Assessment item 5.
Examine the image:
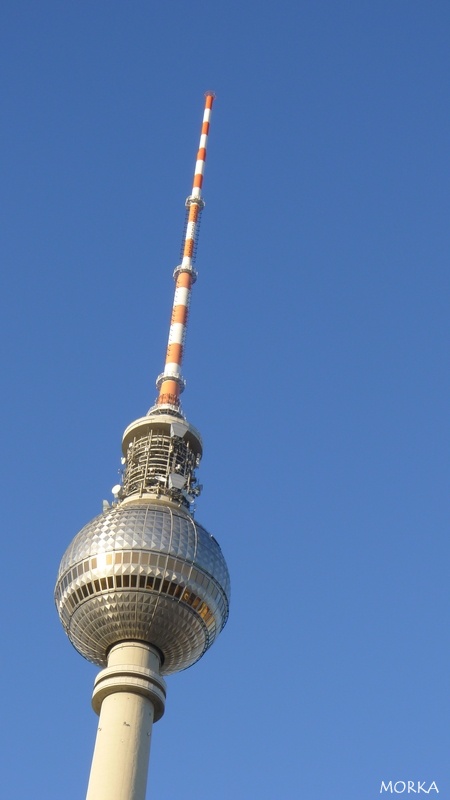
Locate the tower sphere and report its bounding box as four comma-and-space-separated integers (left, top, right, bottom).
55, 500, 230, 674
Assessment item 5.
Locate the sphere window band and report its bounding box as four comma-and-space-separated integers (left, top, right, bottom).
60, 572, 215, 627
57, 550, 226, 608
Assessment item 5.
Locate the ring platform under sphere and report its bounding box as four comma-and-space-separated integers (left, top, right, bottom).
55, 501, 230, 674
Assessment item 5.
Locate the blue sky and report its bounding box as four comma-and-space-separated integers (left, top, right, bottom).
1, 2, 450, 798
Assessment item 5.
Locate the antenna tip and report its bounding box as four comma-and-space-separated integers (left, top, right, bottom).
204, 90, 216, 98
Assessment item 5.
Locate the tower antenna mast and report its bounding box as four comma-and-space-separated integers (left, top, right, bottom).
156, 91, 215, 412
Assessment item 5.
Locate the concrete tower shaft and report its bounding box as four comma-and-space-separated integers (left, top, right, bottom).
86, 643, 166, 800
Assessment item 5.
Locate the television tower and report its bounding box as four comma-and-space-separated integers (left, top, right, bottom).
55, 93, 230, 800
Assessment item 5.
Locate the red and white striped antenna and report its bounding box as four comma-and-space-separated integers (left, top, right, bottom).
154, 92, 215, 413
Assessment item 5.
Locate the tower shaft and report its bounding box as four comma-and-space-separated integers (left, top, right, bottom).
86, 643, 166, 800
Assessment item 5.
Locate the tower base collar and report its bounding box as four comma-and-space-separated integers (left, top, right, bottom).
92, 642, 166, 722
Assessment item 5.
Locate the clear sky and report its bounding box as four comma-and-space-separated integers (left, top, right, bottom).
1, 2, 449, 798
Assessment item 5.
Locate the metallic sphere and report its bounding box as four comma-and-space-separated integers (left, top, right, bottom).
55, 501, 230, 674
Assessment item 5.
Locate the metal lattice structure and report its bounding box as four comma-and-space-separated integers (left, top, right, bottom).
122, 431, 198, 501
119, 413, 203, 508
